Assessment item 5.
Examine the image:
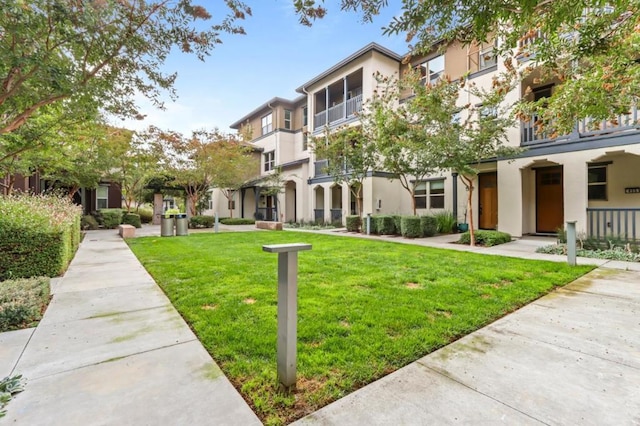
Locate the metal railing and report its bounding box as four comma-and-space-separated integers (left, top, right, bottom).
256, 207, 277, 221
314, 159, 329, 177
313, 209, 324, 223
346, 95, 362, 117
313, 94, 363, 130
330, 209, 342, 224
587, 208, 640, 242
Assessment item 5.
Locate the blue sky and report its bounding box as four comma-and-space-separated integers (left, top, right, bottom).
118, 0, 407, 135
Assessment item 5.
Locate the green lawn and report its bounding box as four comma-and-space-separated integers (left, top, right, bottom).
128, 232, 593, 425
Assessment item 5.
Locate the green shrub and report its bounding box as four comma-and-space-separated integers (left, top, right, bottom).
0, 195, 82, 280
433, 210, 456, 234
0, 276, 50, 332
122, 213, 142, 228
458, 230, 512, 246
374, 215, 396, 235
190, 215, 215, 228
420, 215, 438, 237
346, 215, 361, 232
401, 216, 422, 238
99, 208, 123, 229
81, 215, 99, 230
391, 215, 402, 235
137, 208, 154, 224
220, 218, 255, 225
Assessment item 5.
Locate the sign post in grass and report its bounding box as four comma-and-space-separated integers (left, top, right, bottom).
262, 243, 312, 391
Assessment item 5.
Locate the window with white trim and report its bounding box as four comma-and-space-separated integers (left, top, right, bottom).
419, 55, 445, 85
414, 179, 445, 209
284, 109, 292, 130
588, 165, 607, 200
303, 107, 308, 126
264, 151, 275, 172
302, 132, 308, 151
97, 185, 108, 209
479, 43, 497, 70
261, 113, 273, 135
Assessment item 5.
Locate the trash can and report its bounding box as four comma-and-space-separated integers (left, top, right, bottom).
161, 215, 175, 237
175, 213, 189, 236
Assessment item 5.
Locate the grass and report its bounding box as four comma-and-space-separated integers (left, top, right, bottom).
128, 232, 593, 425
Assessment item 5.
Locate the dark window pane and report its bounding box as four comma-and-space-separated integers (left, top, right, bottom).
430, 195, 444, 209
588, 184, 607, 200
588, 167, 606, 183
415, 196, 427, 209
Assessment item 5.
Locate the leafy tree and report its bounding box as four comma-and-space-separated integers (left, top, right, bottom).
0, 0, 251, 135
259, 166, 285, 221
312, 125, 378, 217
292, 1, 640, 135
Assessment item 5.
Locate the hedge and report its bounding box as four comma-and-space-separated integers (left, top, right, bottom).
458, 230, 512, 246
391, 215, 402, 235
374, 215, 396, 235
0, 195, 81, 280
0, 276, 50, 332
346, 215, 361, 232
137, 208, 154, 224
420, 215, 438, 237
99, 208, 123, 229
81, 215, 99, 230
122, 213, 142, 228
401, 216, 422, 238
220, 218, 255, 225
190, 215, 215, 228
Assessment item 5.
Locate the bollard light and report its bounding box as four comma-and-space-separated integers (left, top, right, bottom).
262, 243, 312, 390
214, 212, 219, 233
566, 221, 577, 266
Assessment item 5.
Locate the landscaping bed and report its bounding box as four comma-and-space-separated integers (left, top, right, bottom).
128, 232, 593, 425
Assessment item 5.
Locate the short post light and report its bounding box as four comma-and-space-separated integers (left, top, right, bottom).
366, 213, 372, 235
566, 221, 577, 266
214, 212, 219, 233
262, 243, 312, 390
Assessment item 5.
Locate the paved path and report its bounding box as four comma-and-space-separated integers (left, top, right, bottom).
2, 226, 639, 425
0, 230, 260, 425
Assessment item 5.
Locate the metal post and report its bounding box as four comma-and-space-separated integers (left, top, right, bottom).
262, 243, 312, 391
366, 213, 371, 235
566, 221, 577, 266
214, 212, 219, 234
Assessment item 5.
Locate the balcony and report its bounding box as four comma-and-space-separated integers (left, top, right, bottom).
521, 106, 640, 146
313, 94, 363, 131
314, 159, 329, 177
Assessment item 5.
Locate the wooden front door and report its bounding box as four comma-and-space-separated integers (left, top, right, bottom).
479, 172, 498, 230
536, 166, 564, 233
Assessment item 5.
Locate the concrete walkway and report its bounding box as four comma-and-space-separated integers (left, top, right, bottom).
1, 226, 639, 425
0, 230, 261, 425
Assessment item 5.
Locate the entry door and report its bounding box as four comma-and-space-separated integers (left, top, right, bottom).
266, 196, 274, 221
479, 172, 498, 229
536, 166, 564, 233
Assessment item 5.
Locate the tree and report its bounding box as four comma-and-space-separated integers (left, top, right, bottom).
292, 1, 640, 136
0, 0, 251, 136
312, 125, 378, 218
259, 167, 285, 222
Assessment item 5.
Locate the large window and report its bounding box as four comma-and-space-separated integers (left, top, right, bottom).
303, 107, 308, 127
588, 165, 607, 200
479, 43, 497, 70
420, 55, 445, 85
96, 185, 108, 209
264, 151, 275, 172
261, 113, 273, 135
414, 179, 445, 209
302, 132, 308, 151
284, 109, 292, 130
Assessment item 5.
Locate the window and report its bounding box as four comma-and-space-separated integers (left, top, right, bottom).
420, 55, 445, 85
302, 132, 308, 151
479, 43, 497, 70
588, 165, 607, 200
264, 151, 275, 172
414, 179, 446, 209
284, 109, 292, 130
96, 185, 108, 209
261, 113, 273, 135
228, 200, 236, 210
303, 107, 308, 127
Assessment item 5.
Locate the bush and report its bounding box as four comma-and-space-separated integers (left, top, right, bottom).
220, 218, 255, 225
137, 208, 154, 224
164, 208, 180, 217
190, 215, 215, 228
346, 215, 361, 232
0, 277, 50, 332
0, 195, 82, 280
81, 215, 99, 230
420, 215, 438, 237
122, 213, 142, 228
391, 215, 402, 235
374, 215, 396, 235
458, 230, 512, 246
99, 208, 123, 229
401, 216, 422, 238
433, 210, 457, 234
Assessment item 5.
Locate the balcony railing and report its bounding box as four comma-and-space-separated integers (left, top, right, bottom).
330, 209, 342, 224
587, 208, 640, 242
313, 209, 324, 223
313, 94, 363, 130
314, 159, 329, 177
521, 106, 640, 145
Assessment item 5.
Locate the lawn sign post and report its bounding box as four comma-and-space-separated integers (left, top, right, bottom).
566, 221, 577, 266
262, 243, 312, 390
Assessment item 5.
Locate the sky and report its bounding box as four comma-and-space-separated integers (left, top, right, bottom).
117, 0, 408, 136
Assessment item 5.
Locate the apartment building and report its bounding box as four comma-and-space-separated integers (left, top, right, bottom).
210, 40, 640, 240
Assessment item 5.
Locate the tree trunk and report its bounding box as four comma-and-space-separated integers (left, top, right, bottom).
462, 175, 476, 246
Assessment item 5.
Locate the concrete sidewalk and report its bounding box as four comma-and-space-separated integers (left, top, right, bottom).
0, 230, 260, 425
